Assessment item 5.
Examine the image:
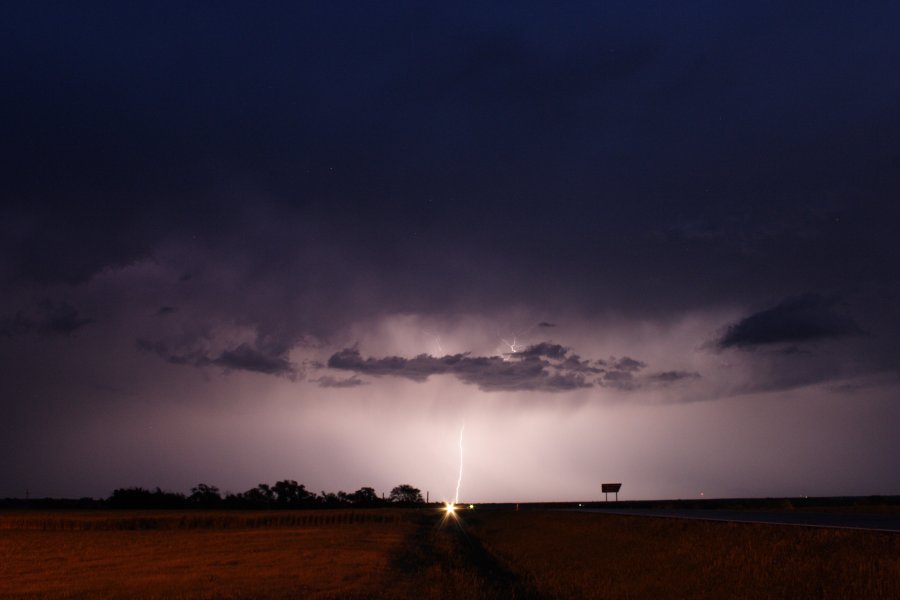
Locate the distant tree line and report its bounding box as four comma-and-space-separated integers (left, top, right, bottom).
105, 481, 426, 509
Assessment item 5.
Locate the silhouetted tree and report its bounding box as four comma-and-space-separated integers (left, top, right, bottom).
256, 483, 275, 501
319, 490, 347, 507
389, 484, 423, 504
349, 486, 380, 506
109, 487, 152, 508
235, 483, 275, 508
109, 487, 186, 509
272, 479, 313, 507
149, 486, 188, 508
189, 483, 222, 506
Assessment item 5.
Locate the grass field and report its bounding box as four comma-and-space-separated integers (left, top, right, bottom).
0, 510, 420, 599
466, 509, 900, 599
2, 508, 898, 598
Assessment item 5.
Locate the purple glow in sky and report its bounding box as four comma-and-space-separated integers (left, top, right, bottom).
2, 2, 898, 501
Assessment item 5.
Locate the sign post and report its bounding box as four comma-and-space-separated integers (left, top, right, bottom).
601, 483, 622, 502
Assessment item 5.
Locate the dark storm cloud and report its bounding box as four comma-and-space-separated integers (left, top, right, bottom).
327, 346, 590, 393
603, 357, 647, 372
327, 348, 442, 383
215, 344, 297, 378
326, 343, 691, 394
516, 342, 568, 360
645, 371, 701, 384
453, 354, 590, 393
559, 354, 604, 374
0, 2, 894, 376
716, 293, 863, 350
0, 301, 93, 337
1, 1, 896, 322
137, 339, 299, 380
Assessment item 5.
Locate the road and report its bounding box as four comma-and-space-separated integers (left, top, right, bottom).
577, 508, 900, 532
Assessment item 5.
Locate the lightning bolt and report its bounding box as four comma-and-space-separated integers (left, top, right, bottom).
500, 335, 524, 362
501, 335, 523, 353
498, 322, 541, 358
454, 424, 465, 505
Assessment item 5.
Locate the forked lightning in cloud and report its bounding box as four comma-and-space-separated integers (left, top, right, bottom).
501, 335, 523, 354
499, 322, 542, 358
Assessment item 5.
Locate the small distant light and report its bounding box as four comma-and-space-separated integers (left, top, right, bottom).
578, 503, 583, 507
468, 504, 475, 509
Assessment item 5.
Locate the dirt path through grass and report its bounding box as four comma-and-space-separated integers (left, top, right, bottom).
383, 510, 545, 599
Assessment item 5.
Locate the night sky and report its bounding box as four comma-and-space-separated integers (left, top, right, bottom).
3, 2, 899, 502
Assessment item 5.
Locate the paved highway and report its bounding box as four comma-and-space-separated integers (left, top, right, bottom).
577, 508, 900, 532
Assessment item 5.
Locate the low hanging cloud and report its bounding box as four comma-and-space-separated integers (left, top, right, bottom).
716, 293, 863, 350
645, 370, 702, 384
137, 339, 300, 380
603, 356, 646, 372
325, 342, 698, 393
136, 329, 699, 393
326, 346, 591, 392
516, 342, 569, 360
215, 343, 297, 378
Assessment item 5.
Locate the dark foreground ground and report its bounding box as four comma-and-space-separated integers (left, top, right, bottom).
2, 504, 898, 599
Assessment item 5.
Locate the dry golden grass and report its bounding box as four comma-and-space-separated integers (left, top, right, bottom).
3, 508, 897, 599
0, 509, 407, 531
0, 510, 418, 599
467, 510, 900, 599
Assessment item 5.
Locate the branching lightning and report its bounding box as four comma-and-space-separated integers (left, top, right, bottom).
498, 322, 541, 358
501, 335, 523, 354
500, 335, 524, 362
